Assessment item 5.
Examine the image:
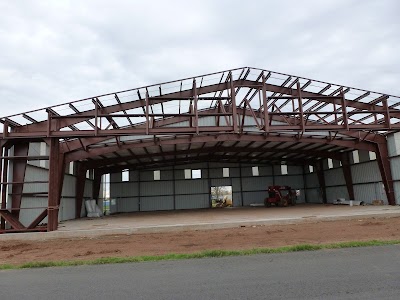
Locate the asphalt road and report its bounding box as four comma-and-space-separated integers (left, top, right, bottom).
1, 245, 399, 300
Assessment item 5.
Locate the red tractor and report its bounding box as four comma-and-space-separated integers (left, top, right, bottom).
264, 186, 297, 207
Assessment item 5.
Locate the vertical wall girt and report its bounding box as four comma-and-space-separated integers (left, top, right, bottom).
316, 160, 327, 204
48, 138, 61, 231
376, 143, 395, 205
262, 73, 269, 132
11, 142, 29, 219
341, 152, 355, 200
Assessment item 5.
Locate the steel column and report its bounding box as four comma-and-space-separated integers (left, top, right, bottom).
75, 162, 86, 218
316, 160, 327, 204
340, 152, 355, 200
0, 145, 8, 229
92, 169, 102, 201
11, 142, 29, 219
48, 138, 61, 231
376, 143, 395, 205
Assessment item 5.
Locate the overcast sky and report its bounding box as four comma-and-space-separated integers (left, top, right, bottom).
1, 0, 399, 117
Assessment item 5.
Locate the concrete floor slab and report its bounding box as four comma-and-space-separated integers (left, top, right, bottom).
1, 204, 400, 241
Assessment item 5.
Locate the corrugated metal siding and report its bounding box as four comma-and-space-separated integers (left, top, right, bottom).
232, 192, 242, 206
390, 157, 400, 180
354, 183, 387, 204
84, 179, 93, 198
351, 161, 381, 184
387, 133, 400, 157
274, 175, 303, 188
141, 181, 173, 196
231, 178, 242, 192
326, 186, 349, 202
175, 194, 209, 209
210, 178, 232, 187
62, 175, 76, 197
19, 197, 48, 227
111, 182, 139, 198
241, 176, 272, 191
59, 198, 76, 221
140, 196, 174, 211
242, 191, 267, 206
305, 173, 319, 188
259, 166, 273, 176
23, 166, 48, 194
305, 188, 322, 203
325, 168, 346, 186
393, 181, 400, 204
289, 166, 303, 175
175, 179, 208, 194
117, 198, 140, 212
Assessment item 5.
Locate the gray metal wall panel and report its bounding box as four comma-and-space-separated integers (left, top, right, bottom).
231, 178, 242, 192
140, 196, 174, 211
241, 176, 272, 191
174, 162, 208, 169
305, 173, 319, 188
274, 175, 303, 188
390, 157, 400, 180
140, 170, 155, 181
209, 162, 240, 168
242, 191, 267, 206
325, 168, 346, 186
354, 183, 387, 204
19, 197, 48, 227
174, 167, 208, 180
232, 192, 242, 207
210, 178, 232, 187
240, 166, 255, 177
83, 179, 93, 198
351, 161, 381, 184
59, 198, 76, 221
110, 172, 121, 182
387, 133, 400, 157
305, 188, 322, 203
118, 198, 139, 212
209, 167, 241, 178
141, 181, 173, 196
61, 175, 76, 197
289, 166, 303, 175
175, 194, 209, 209
129, 171, 139, 182
23, 166, 48, 194
358, 150, 370, 163
259, 166, 273, 176
111, 182, 139, 198
209, 168, 223, 178
175, 179, 208, 194
326, 186, 349, 202
393, 181, 400, 204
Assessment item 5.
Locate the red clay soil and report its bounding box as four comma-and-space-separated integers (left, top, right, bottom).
1, 215, 400, 266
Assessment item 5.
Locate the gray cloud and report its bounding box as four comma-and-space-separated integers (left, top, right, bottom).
0, 0, 399, 117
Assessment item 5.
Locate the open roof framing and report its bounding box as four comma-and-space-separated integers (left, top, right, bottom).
0, 66, 399, 233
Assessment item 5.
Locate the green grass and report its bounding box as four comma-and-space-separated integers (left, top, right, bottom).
1, 239, 399, 270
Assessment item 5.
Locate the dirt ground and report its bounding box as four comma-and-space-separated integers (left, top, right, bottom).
1, 215, 400, 265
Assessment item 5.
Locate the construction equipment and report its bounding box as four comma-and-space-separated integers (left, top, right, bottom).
264, 186, 297, 207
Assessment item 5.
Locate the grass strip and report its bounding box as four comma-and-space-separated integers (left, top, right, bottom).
1, 239, 399, 270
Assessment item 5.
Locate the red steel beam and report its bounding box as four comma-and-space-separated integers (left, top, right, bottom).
340, 152, 355, 200
376, 142, 395, 205
47, 138, 61, 231
11, 142, 29, 220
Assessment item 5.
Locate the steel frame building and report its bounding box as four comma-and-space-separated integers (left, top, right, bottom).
1, 67, 399, 233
